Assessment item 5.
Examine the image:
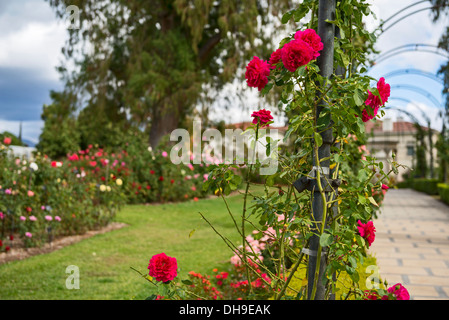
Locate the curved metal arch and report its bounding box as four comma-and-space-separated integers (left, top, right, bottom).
382, 69, 444, 85
373, 44, 449, 66
376, 44, 449, 59
384, 105, 423, 126
390, 85, 443, 109
378, 4, 449, 35
380, 0, 428, 27
388, 97, 432, 123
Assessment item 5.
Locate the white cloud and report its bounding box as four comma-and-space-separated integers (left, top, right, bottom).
0, 0, 67, 81
0, 21, 67, 81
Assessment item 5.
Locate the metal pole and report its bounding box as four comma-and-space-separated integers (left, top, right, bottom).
307, 0, 336, 300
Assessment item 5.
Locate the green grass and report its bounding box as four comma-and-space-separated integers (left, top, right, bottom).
0, 187, 381, 300
0, 194, 250, 300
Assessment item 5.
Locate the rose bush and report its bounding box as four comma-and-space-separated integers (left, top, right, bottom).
0, 138, 211, 250
137, 0, 409, 300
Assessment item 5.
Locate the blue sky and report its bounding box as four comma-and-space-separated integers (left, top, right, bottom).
0, 0, 448, 146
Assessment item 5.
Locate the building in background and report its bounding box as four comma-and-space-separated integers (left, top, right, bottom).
365, 118, 439, 182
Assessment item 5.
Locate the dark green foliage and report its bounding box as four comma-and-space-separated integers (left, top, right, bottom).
40, 0, 293, 153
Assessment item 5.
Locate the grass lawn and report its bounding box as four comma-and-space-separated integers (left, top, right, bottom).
0, 192, 252, 300
0, 188, 381, 300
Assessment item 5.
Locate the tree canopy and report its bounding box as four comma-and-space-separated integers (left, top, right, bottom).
39, 0, 294, 157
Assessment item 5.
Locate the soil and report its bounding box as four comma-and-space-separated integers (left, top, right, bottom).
0, 222, 127, 265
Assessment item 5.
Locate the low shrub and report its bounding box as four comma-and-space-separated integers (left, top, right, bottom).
411, 178, 440, 195
438, 183, 449, 206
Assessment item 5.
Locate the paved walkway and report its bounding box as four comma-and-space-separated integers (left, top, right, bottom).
369, 188, 449, 300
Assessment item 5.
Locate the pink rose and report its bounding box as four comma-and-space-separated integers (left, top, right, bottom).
45, 215, 52, 221
381, 184, 389, 190
148, 253, 178, 283
245, 56, 272, 91
251, 109, 273, 127
162, 151, 168, 158
27, 190, 34, 197
281, 38, 314, 72
357, 220, 376, 246
294, 28, 323, 59
55, 216, 61, 221
29, 216, 37, 221
3, 137, 11, 145
387, 283, 410, 300
20, 216, 26, 221
25, 232, 32, 238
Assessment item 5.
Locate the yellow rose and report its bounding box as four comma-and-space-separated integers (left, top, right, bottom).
99, 184, 106, 192
116, 178, 123, 186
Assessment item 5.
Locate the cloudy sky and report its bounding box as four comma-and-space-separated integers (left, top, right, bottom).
0, 0, 448, 146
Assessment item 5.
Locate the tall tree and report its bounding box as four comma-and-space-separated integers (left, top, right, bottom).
45, 0, 293, 149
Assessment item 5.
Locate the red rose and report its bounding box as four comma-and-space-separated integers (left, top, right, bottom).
5, 246, 10, 252
362, 77, 390, 122
0, 239, 2, 247
245, 56, 272, 91
159, 176, 164, 181
281, 38, 314, 72
387, 283, 410, 300
365, 77, 390, 109
294, 28, 323, 60
68, 154, 79, 161
251, 109, 273, 127
148, 253, 178, 283
357, 220, 376, 246
269, 48, 283, 68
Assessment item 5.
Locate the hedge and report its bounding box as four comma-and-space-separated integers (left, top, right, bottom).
411, 178, 440, 195
438, 183, 449, 206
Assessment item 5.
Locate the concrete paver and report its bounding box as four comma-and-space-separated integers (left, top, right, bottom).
368, 188, 449, 300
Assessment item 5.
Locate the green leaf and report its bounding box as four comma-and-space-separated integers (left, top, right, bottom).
260, 82, 273, 95
348, 256, 357, 269
368, 196, 378, 207
317, 112, 331, 130
353, 89, 365, 106
319, 232, 333, 247
189, 229, 196, 238
181, 279, 193, 286
281, 11, 293, 24
358, 194, 367, 205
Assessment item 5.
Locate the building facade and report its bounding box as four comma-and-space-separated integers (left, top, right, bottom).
365, 118, 439, 182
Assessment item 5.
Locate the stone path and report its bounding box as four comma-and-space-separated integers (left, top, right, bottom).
369, 188, 449, 300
